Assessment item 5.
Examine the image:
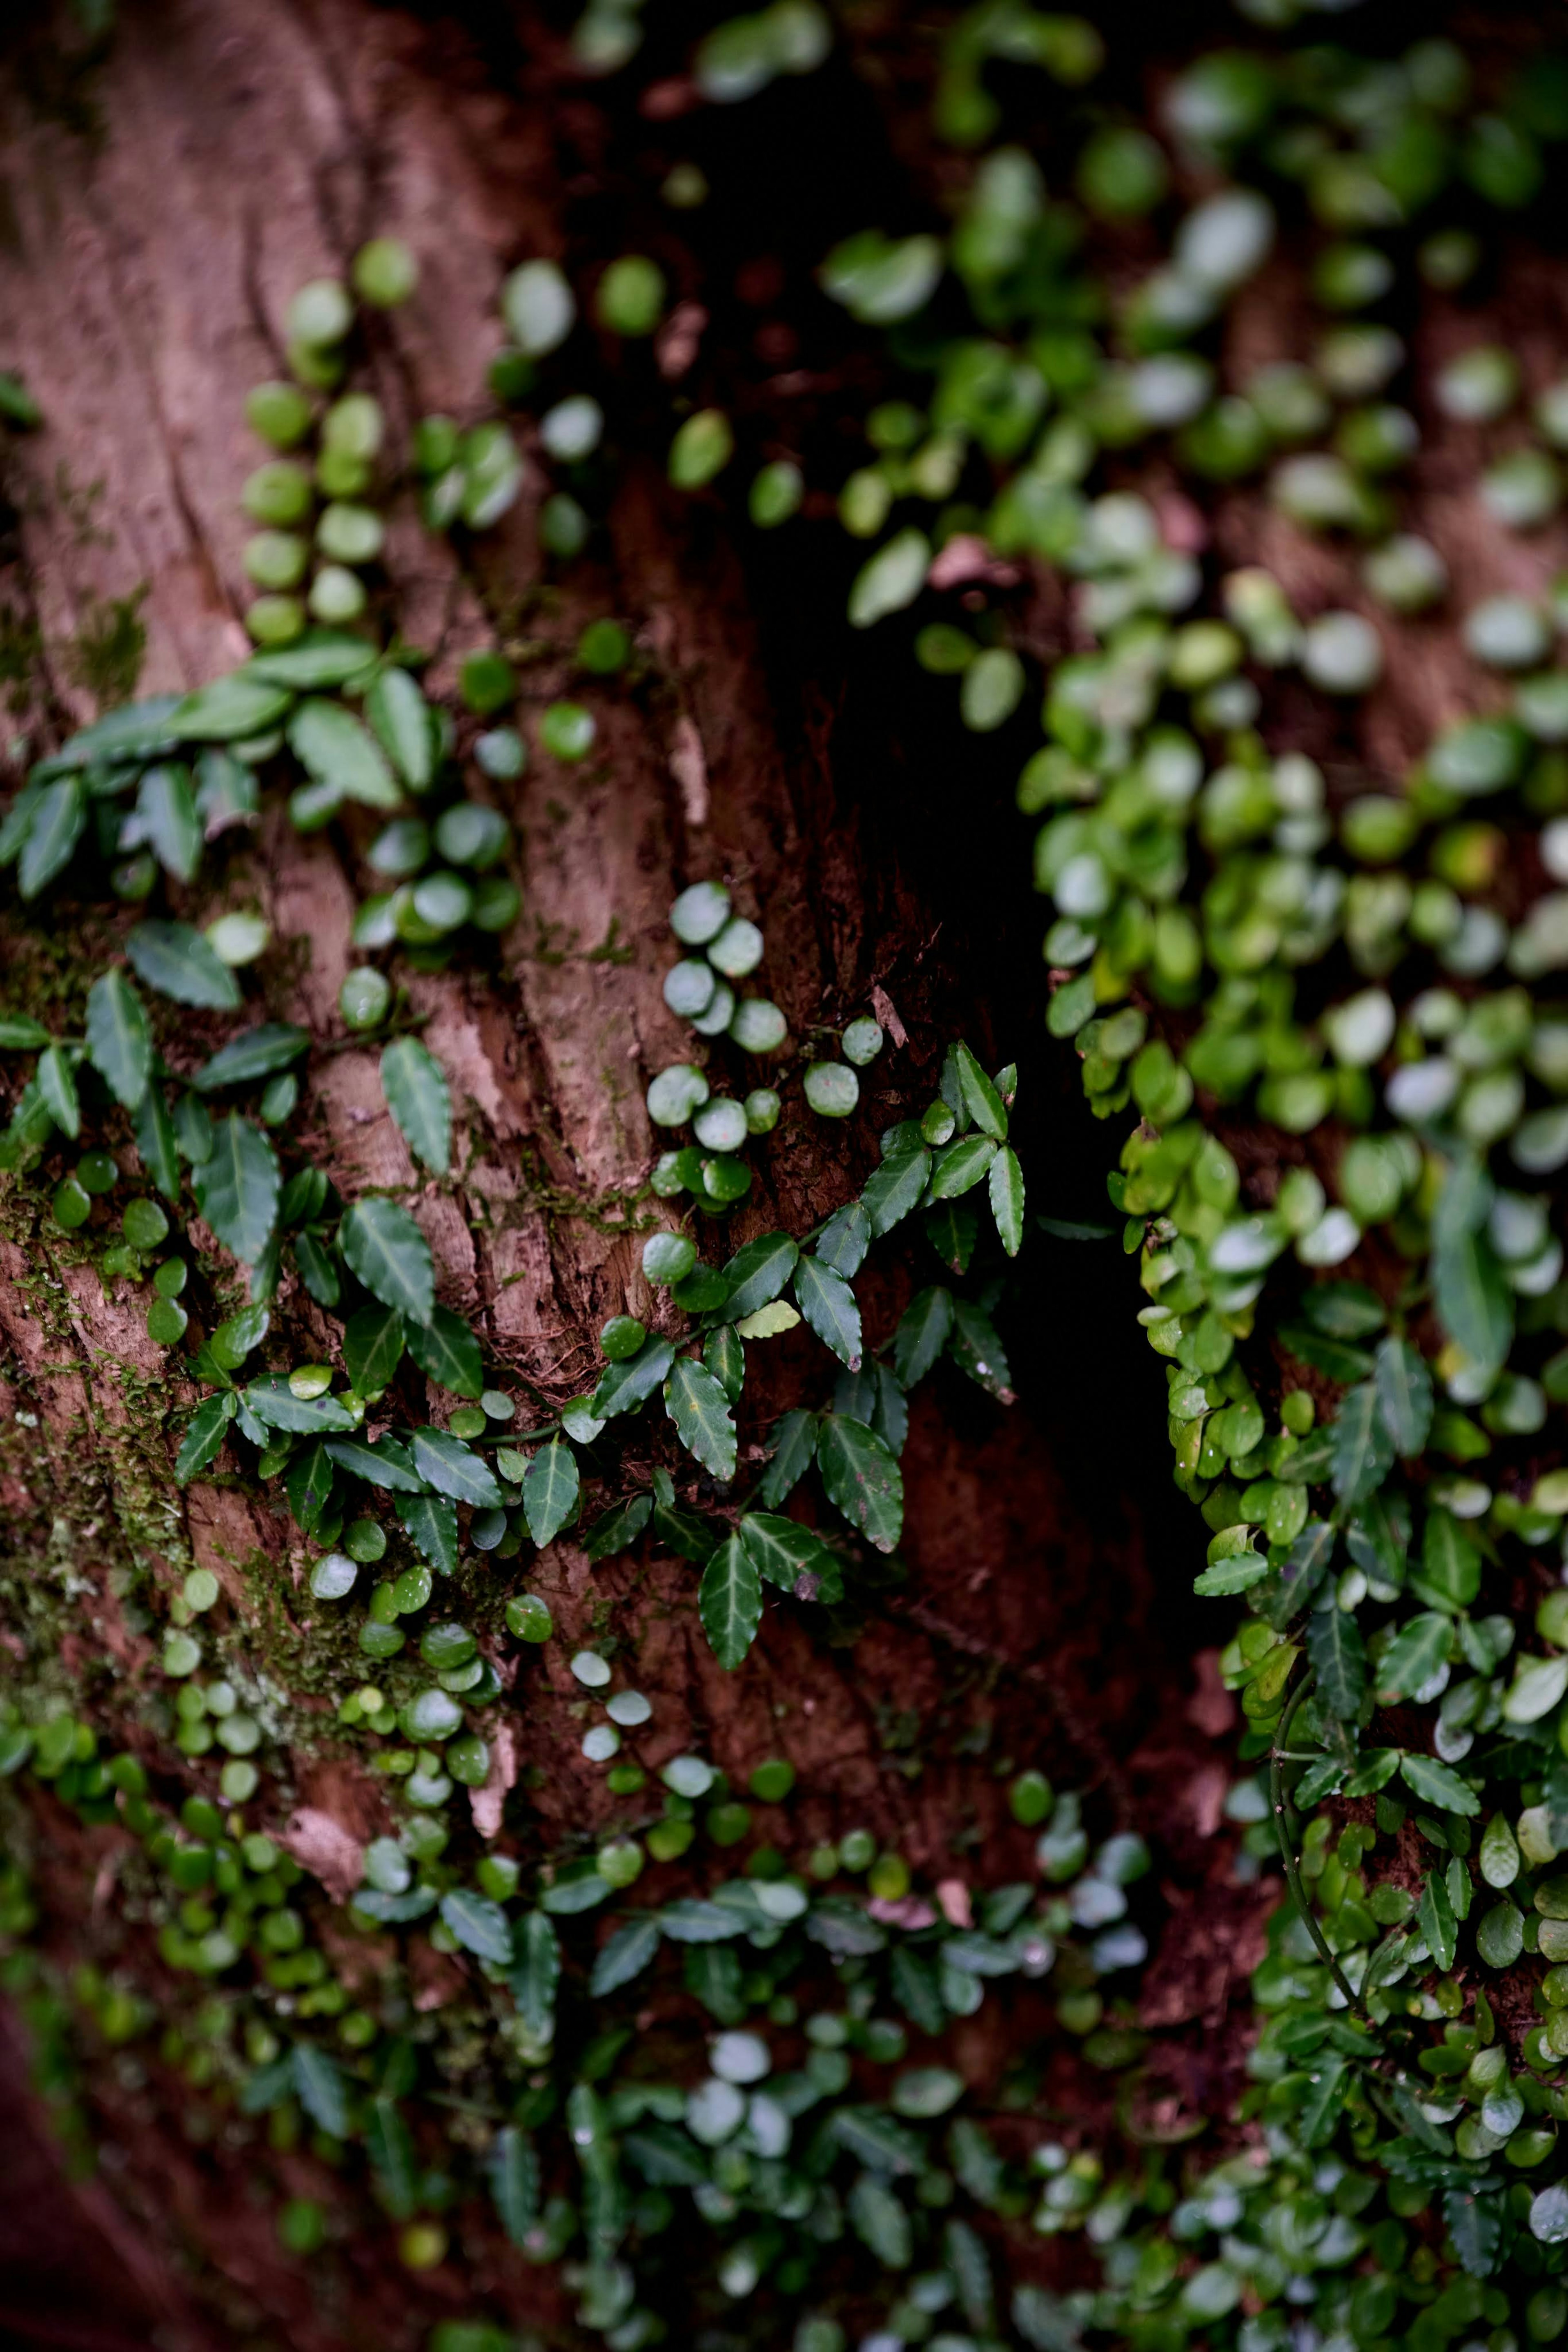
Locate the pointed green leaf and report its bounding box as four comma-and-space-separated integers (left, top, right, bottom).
488, 2126, 540, 2247
1298, 2054, 1349, 2148
18, 775, 86, 897
757, 1409, 818, 1508
793, 1256, 862, 1369
816, 1198, 872, 1278
85, 969, 152, 1110
243, 1378, 356, 1434
950, 1298, 1012, 1399
1306, 1605, 1366, 1720
290, 2043, 349, 2138
125, 920, 241, 1011
1419, 1866, 1458, 1975
194, 1023, 310, 1092
325, 1434, 424, 1493
245, 632, 375, 690
509, 1911, 561, 2038
593, 1335, 676, 1419
817, 1413, 903, 1552
1399, 1750, 1480, 1816
988, 1145, 1025, 1256
174, 1392, 236, 1482
1378, 1612, 1452, 1701
665, 1357, 738, 1481
405, 1305, 482, 1399
1374, 1334, 1433, 1458
699, 1532, 762, 1669
1330, 1381, 1392, 1505
1432, 1155, 1512, 1378
412, 1425, 502, 1507
860, 1146, 931, 1236
1444, 2188, 1503, 2281
739, 1511, 840, 1595
952, 1041, 1007, 1139
36, 1046, 80, 1138
343, 1306, 406, 1398
136, 764, 202, 882
132, 1086, 182, 1203
590, 1915, 662, 1996
287, 696, 401, 810
0, 1014, 50, 1048
396, 1490, 458, 1572
41, 693, 181, 771
929, 1133, 998, 1201
365, 2097, 418, 2222
524, 1439, 580, 1547
193, 1114, 280, 1264
584, 1493, 653, 1561
365, 665, 437, 791
380, 1037, 451, 1175
439, 1888, 514, 1966
172, 672, 294, 740
893, 1287, 953, 1387
719, 1232, 798, 1322
340, 1197, 434, 1322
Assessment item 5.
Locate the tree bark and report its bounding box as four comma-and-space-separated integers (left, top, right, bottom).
0, 6, 1245, 2344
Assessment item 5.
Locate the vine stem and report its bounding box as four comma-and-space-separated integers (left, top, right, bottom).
1270, 1670, 1365, 2017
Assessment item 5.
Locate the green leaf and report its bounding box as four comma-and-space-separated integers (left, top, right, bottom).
439, 1888, 514, 1966
508, 1912, 561, 2037
489, 2126, 539, 2247
950, 1298, 1012, 1399
396, 1491, 458, 1572
0, 1014, 50, 1047
171, 672, 294, 740
340, 1197, 435, 1322
1374, 1334, 1433, 1458
1298, 2053, 1349, 2148
861, 1146, 931, 1236
1378, 1612, 1452, 1701
757, 1409, 818, 1507
132, 1086, 181, 1203
85, 969, 152, 1110
412, 1426, 503, 1507
1330, 1381, 1392, 1505
739, 1512, 840, 1595
1444, 2188, 1503, 2281
1419, 1866, 1458, 1975
194, 1023, 310, 1091
136, 764, 202, 882
364, 2097, 418, 2223
593, 1335, 676, 1419
1476, 1899, 1524, 1969
848, 526, 930, 629
125, 920, 241, 1011
665, 1357, 738, 1481
793, 1256, 862, 1369
989, 1145, 1025, 1255
245, 632, 376, 690
952, 1041, 1007, 1139
1306, 1605, 1366, 1720
287, 696, 401, 810
929, 1133, 997, 1200
590, 1915, 662, 1996
405, 1306, 483, 1399
365, 666, 436, 791
1479, 1811, 1521, 1891
380, 1037, 451, 1176
817, 1413, 903, 1552
1193, 1551, 1269, 1596
1399, 1751, 1480, 1816
719, 1232, 799, 1322
36, 1045, 79, 1138
343, 1306, 406, 1397
584, 1494, 653, 1561
1432, 1155, 1512, 1379
18, 775, 87, 897
291, 2043, 349, 2138
174, 1392, 236, 1482
39, 694, 181, 771
1412, 1510, 1481, 1613
325, 1434, 425, 1493
891, 2067, 964, 2119
524, 1439, 580, 1547
193, 1114, 280, 1264
243, 1378, 356, 1434
894, 1287, 953, 1386
699, 1533, 762, 1669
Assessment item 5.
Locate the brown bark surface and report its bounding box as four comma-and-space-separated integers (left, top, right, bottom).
0, 5, 1246, 2342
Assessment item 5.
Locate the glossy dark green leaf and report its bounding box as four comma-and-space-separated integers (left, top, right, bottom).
125, 920, 241, 1011
340, 1197, 435, 1322
524, 1439, 579, 1547
590, 1915, 662, 1996
194, 1023, 310, 1091
381, 1037, 451, 1176
894, 1287, 953, 1387
132, 1086, 182, 1203
290, 2043, 349, 2138
245, 632, 374, 690
405, 1305, 483, 1399
793, 1255, 862, 1369
929, 1133, 998, 1201
1419, 1865, 1458, 1974
40, 694, 181, 771
285, 1440, 334, 1534
1432, 1154, 1512, 1379
1374, 1334, 1434, 1458
243, 1378, 356, 1434
508, 1912, 561, 2036
1277, 1323, 1376, 1384
816, 1198, 872, 1278
412, 1426, 502, 1507
989, 1145, 1025, 1255
343, 1306, 406, 1397
950, 1298, 1012, 1399
193, 1114, 280, 1264
18, 775, 86, 897
699, 1532, 762, 1668
365, 2097, 418, 2222
593, 1335, 676, 1418
174, 1392, 236, 1482
396, 1490, 459, 1573
440, 1888, 514, 1965
665, 1357, 737, 1480
719, 1232, 799, 1322
85, 969, 152, 1109
739, 1512, 839, 1594
1306, 1604, 1366, 1720
36, 1045, 79, 1137
1399, 1750, 1480, 1816
861, 1146, 931, 1235
926, 1201, 979, 1274
757, 1408, 818, 1507
952, 1041, 1008, 1139
1330, 1381, 1392, 1505
584, 1493, 653, 1561
489, 2126, 539, 2247
817, 1414, 903, 1552
172, 673, 294, 739
326, 1433, 424, 1492
1379, 1612, 1451, 1700
136, 764, 202, 882
365, 666, 436, 791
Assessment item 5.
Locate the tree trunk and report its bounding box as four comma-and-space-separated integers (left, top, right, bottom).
0, 6, 1246, 2346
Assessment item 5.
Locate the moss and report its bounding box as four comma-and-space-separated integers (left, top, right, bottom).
63, 584, 147, 710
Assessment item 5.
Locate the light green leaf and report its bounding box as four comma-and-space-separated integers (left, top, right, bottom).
171, 672, 294, 740
287, 696, 401, 811
125, 921, 241, 1011
40, 694, 181, 771
1479, 1811, 1521, 1891
412, 1425, 503, 1507
793, 1256, 862, 1369
665, 1357, 738, 1481
380, 1037, 451, 1175
1399, 1750, 1481, 1816
524, 1438, 580, 1547
85, 969, 152, 1109
339, 1196, 434, 1322
365, 667, 436, 791
1378, 1612, 1452, 1701
890, 2067, 964, 2118
245, 632, 376, 689
699, 1532, 762, 1669
1503, 1653, 1568, 1725
929, 1133, 998, 1200
989, 1145, 1025, 1255
952, 1041, 1007, 1139
193, 1115, 280, 1264
735, 1300, 801, 1340
817, 1413, 902, 1552
405, 1305, 482, 1399
17, 775, 86, 898
439, 1888, 514, 1965
36, 1046, 80, 1138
